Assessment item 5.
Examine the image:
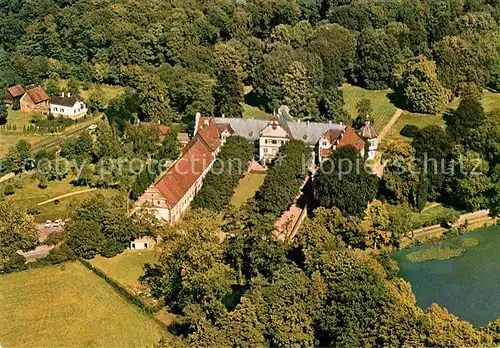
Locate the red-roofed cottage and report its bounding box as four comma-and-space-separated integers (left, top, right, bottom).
20, 86, 49, 113
5, 84, 25, 105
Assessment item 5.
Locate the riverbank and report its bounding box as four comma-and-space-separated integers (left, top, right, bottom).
399, 209, 497, 248
392, 226, 500, 326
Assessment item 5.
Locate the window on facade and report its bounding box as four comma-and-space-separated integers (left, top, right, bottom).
272, 140, 277, 144
322, 141, 327, 147
263, 148, 268, 153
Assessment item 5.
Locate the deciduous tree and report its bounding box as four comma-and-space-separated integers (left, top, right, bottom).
0, 201, 38, 259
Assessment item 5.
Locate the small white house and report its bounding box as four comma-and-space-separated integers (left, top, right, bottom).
130, 236, 157, 250
49, 92, 88, 120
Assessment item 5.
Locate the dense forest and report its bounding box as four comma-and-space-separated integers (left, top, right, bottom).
0, 0, 499, 129
1, 0, 500, 346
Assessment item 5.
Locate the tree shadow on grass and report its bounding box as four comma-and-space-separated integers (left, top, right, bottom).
386, 90, 407, 110
244, 90, 266, 109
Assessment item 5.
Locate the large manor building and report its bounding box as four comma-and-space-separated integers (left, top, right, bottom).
135, 106, 378, 224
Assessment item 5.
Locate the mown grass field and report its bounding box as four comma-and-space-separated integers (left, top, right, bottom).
231, 172, 267, 207
0, 108, 54, 156
242, 103, 270, 119
386, 89, 500, 141
91, 250, 160, 290
79, 83, 125, 107
0, 134, 49, 157
242, 85, 270, 120
341, 83, 397, 132
0, 174, 120, 222
0, 262, 164, 347
416, 202, 461, 227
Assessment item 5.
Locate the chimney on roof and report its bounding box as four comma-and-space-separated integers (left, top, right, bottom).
68, 92, 71, 97
307, 121, 310, 127
62, 92, 64, 98
194, 112, 202, 136
158, 120, 161, 125
222, 113, 225, 118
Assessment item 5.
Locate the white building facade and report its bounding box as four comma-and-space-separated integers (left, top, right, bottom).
49, 93, 88, 119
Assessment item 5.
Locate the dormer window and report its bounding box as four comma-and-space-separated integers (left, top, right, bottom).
321, 141, 328, 147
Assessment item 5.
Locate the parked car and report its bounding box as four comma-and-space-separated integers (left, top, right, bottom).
45, 220, 52, 228
53, 219, 62, 227
87, 124, 98, 131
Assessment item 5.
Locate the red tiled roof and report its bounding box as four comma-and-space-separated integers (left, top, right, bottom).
154, 138, 214, 208
322, 129, 343, 144
338, 127, 365, 152
215, 123, 234, 135
7, 84, 25, 98
320, 148, 333, 158
137, 122, 170, 136
197, 117, 212, 132
26, 87, 49, 104
197, 122, 221, 152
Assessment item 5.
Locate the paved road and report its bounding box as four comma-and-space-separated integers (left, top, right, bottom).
36, 223, 64, 242
18, 245, 54, 262
16, 224, 64, 262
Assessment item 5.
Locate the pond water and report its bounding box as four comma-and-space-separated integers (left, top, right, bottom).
392, 226, 500, 326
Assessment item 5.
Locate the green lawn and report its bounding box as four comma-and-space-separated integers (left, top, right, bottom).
0, 108, 54, 156
242, 85, 270, 120
36, 188, 119, 222
0, 262, 164, 347
5, 109, 37, 129
341, 83, 398, 132
91, 250, 160, 290
0, 134, 49, 157
414, 203, 461, 228
0, 174, 120, 222
386, 89, 500, 141
481, 89, 500, 112
242, 103, 270, 119
231, 172, 267, 207
386, 111, 447, 141
79, 83, 125, 107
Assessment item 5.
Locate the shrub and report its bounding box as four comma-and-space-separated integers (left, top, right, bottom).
441, 211, 460, 228
2, 253, 27, 273
67, 220, 103, 259
45, 244, 76, 264
38, 177, 48, 189
400, 124, 420, 138
27, 206, 41, 215
101, 239, 125, 258
45, 231, 67, 246
4, 184, 15, 195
